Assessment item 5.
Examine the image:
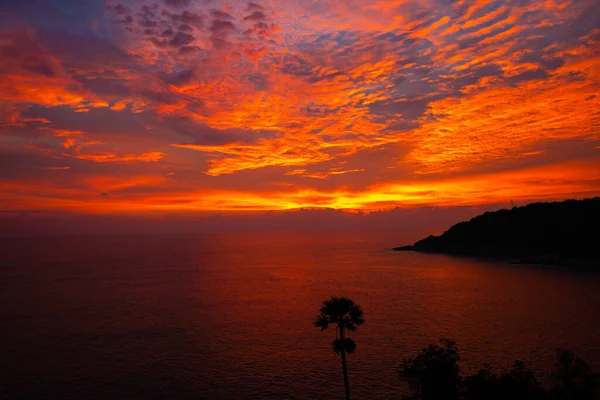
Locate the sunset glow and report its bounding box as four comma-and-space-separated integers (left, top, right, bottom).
1, 0, 599, 214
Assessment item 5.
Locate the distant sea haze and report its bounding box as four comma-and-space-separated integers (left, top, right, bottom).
3, 231, 600, 399
0, 200, 528, 238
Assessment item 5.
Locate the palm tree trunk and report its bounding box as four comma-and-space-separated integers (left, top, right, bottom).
339, 326, 351, 400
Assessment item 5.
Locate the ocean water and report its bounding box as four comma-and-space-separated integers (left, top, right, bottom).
2, 231, 600, 399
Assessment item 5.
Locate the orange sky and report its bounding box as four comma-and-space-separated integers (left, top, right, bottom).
1, 0, 599, 215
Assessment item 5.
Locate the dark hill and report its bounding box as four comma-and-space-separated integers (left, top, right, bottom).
394, 197, 600, 267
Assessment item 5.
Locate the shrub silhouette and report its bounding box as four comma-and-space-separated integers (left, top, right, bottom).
550, 349, 600, 400
462, 361, 545, 400
399, 339, 599, 400
398, 338, 461, 400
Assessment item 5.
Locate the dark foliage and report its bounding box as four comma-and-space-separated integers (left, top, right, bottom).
399, 339, 461, 400
462, 361, 545, 400
399, 339, 600, 400
550, 349, 600, 400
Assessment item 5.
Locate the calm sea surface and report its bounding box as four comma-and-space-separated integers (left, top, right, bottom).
2, 231, 600, 399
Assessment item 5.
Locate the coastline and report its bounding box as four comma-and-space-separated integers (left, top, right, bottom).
392, 246, 599, 269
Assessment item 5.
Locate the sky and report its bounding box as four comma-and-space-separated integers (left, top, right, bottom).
1, 0, 599, 221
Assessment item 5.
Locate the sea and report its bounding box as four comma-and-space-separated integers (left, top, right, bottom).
2, 230, 600, 399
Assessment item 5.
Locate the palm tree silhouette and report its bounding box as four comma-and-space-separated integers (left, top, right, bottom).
315, 296, 364, 400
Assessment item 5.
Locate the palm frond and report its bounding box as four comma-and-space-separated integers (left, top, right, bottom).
332, 338, 357, 354
318, 297, 364, 326
344, 338, 357, 354
349, 304, 365, 326
315, 314, 329, 330
316, 296, 364, 356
